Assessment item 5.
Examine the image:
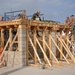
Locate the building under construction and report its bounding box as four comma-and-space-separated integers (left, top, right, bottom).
0, 10, 75, 68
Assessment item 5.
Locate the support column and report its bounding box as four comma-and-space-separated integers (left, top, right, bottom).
60, 30, 63, 60
9, 28, 12, 51
1, 29, 4, 50
65, 30, 69, 57
26, 28, 29, 65
17, 25, 26, 66
49, 30, 52, 61
42, 28, 46, 63
33, 28, 37, 64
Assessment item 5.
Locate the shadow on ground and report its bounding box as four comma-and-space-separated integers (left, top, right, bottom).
0, 66, 27, 75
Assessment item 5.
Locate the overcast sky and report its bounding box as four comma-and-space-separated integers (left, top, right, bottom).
0, 0, 75, 23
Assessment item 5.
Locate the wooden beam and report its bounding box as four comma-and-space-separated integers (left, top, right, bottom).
60, 31, 63, 60
26, 29, 29, 65
9, 28, 13, 51
42, 28, 46, 63
1, 29, 4, 50
36, 38, 52, 66
50, 35, 69, 64
48, 30, 52, 62
28, 50, 35, 61
56, 34, 75, 63
28, 34, 42, 64
33, 28, 37, 64
43, 39, 59, 64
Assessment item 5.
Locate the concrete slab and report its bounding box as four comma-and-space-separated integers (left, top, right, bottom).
0, 66, 75, 75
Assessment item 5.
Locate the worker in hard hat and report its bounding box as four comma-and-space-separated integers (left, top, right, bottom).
31, 11, 41, 37
31, 11, 41, 21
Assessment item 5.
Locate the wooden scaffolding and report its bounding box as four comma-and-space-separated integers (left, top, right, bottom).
0, 18, 75, 67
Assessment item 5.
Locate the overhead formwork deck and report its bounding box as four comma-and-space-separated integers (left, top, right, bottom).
0, 18, 74, 68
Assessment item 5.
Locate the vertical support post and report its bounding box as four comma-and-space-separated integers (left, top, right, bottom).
9, 28, 12, 51
65, 30, 70, 57
42, 28, 46, 62
66, 30, 69, 47
60, 30, 63, 60
1, 29, 4, 50
48, 30, 52, 61
26, 28, 29, 65
33, 28, 37, 64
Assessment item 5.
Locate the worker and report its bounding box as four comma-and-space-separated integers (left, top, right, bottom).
31, 11, 41, 36
31, 10, 41, 21
65, 16, 70, 25
17, 10, 27, 19
70, 15, 75, 30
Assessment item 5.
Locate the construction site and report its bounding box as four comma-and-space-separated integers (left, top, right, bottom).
0, 10, 75, 75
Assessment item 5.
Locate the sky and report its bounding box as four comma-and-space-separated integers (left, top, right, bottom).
0, 0, 75, 23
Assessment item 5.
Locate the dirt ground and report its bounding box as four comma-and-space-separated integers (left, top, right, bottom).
0, 65, 75, 75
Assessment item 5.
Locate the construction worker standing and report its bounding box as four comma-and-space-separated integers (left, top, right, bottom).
70, 15, 75, 30
31, 11, 41, 36
65, 16, 70, 25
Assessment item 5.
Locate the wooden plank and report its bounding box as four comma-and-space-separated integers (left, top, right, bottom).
28, 50, 35, 61
26, 29, 29, 65
36, 38, 52, 66
42, 29, 46, 62
43, 39, 59, 64
9, 28, 12, 51
38, 38, 59, 64
1, 29, 4, 50
33, 29, 37, 64
50, 35, 69, 64
28, 34, 42, 64
48, 30, 52, 60
56, 34, 75, 63
0, 38, 10, 60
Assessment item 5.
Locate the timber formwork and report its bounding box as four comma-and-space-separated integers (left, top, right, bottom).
0, 18, 75, 67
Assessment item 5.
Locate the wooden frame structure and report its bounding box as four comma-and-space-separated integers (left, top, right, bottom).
0, 18, 75, 67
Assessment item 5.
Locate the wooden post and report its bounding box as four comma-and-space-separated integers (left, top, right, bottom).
60, 30, 63, 60
9, 28, 12, 51
42, 28, 46, 63
1, 29, 4, 50
33, 28, 37, 64
48, 30, 52, 61
50, 34, 69, 64
65, 30, 69, 57
26, 28, 29, 65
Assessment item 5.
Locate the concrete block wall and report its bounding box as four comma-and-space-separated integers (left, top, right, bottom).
5, 25, 27, 67
5, 51, 26, 67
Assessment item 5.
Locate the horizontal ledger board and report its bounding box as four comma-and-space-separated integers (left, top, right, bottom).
0, 19, 71, 29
